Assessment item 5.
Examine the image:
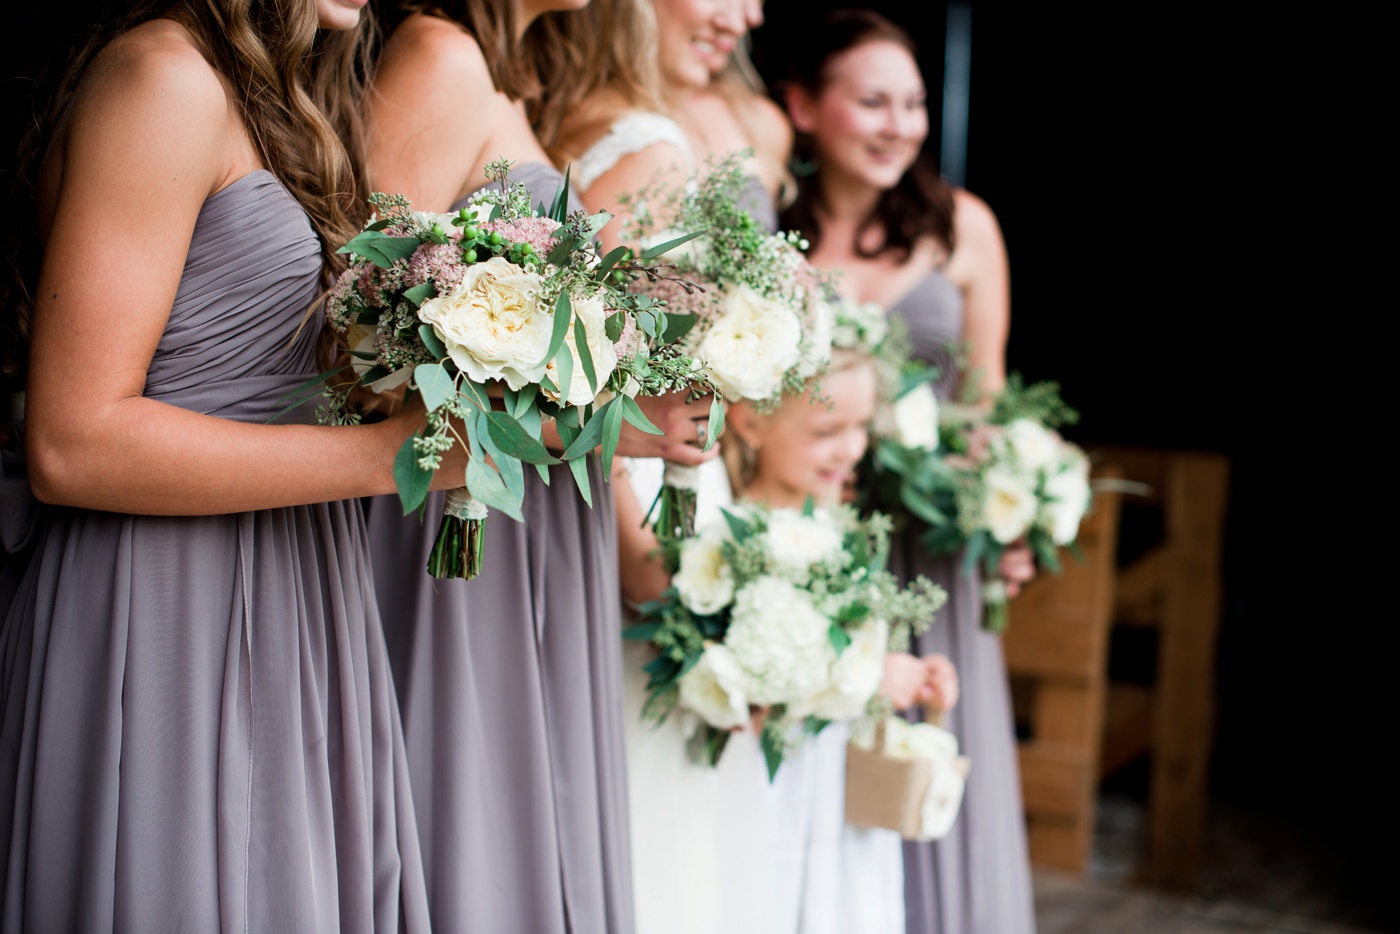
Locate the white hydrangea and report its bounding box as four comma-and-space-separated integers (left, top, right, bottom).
677, 643, 751, 730
763, 511, 845, 584
725, 576, 834, 705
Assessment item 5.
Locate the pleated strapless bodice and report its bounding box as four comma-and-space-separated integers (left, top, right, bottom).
889, 271, 964, 402
145, 170, 323, 422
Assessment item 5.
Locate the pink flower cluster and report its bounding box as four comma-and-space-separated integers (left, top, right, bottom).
479, 216, 561, 257
405, 242, 467, 291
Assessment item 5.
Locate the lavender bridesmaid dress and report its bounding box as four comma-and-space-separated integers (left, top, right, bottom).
364, 161, 633, 934
888, 272, 1037, 934
0, 171, 431, 933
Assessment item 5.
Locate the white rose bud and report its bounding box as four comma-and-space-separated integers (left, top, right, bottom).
808, 618, 888, 721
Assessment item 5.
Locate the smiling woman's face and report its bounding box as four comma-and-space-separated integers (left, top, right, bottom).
652, 0, 745, 91
802, 39, 929, 193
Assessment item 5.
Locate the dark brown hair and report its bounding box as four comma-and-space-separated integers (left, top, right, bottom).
379, 0, 539, 101
777, 8, 955, 263
0, 0, 372, 387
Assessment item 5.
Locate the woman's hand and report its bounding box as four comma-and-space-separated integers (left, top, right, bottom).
880, 652, 930, 710
615, 392, 722, 465
919, 653, 959, 712
997, 540, 1036, 599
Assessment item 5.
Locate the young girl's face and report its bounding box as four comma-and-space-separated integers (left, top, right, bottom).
743, 364, 878, 508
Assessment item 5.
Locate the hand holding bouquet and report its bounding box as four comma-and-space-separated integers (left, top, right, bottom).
622, 155, 835, 540
622, 501, 945, 780
319, 160, 705, 578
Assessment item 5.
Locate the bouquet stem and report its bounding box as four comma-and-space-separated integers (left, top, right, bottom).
428, 488, 488, 580
980, 579, 1010, 633
649, 462, 700, 544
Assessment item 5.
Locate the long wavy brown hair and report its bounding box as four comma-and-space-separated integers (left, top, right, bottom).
529, 0, 665, 167
778, 9, 955, 263
0, 0, 372, 388
378, 0, 539, 100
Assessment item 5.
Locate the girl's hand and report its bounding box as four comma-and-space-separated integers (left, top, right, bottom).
918, 653, 960, 712
880, 652, 929, 710
998, 540, 1036, 599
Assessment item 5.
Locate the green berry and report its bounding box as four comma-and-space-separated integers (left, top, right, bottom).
521, 243, 535, 255
465, 225, 479, 238
464, 248, 478, 263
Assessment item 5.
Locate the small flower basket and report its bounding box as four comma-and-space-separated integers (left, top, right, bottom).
845, 715, 970, 841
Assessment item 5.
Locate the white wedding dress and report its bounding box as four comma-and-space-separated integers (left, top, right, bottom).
581, 113, 773, 934
582, 114, 903, 934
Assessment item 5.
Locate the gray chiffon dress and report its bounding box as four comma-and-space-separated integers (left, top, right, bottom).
363, 161, 633, 934
888, 272, 1037, 934
0, 171, 431, 933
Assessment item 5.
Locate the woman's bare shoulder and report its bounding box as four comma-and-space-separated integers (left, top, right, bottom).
381, 12, 494, 89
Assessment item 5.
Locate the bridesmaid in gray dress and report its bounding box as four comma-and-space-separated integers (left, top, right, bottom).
779, 11, 1037, 934
363, 4, 719, 930
0, 3, 440, 931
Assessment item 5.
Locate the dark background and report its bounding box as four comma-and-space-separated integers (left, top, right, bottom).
755, 2, 1387, 921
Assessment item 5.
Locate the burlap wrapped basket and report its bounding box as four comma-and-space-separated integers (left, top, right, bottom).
844, 715, 970, 841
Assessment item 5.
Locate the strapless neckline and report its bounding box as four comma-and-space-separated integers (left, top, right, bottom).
885, 267, 952, 314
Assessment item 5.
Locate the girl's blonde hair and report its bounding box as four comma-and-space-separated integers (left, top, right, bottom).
720, 347, 873, 495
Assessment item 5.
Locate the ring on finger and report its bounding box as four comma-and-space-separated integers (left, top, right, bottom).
695, 421, 708, 444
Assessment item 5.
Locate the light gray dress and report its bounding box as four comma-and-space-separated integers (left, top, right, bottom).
364, 161, 633, 934
0, 171, 431, 933
889, 272, 1037, 934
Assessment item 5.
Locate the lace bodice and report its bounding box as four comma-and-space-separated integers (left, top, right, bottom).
573, 111, 696, 192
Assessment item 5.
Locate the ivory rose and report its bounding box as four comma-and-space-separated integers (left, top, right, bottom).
678, 643, 751, 731
673, 527, 735, 615
695, 284, 803, 401
892, 383, 940, 451
981, 466, 1038, 544
418, 257, 552, 390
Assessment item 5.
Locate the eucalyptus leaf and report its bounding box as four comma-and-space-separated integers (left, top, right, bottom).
418, 324, 447, 360
703, 398, 725, 453
471, 409, 524, 505
486, 412, 560, 465
621, 622, 662, 641
562, 398, 614, 460
600, 393, 625, 476
465, 456, 523, 522
393, 434, 432, 515
540, 291, 573, 368
413, 362, 454, 412
638, 229, 706, 262
604, 311, 625, 342
402, 282, 436, 307
573, 316, 597, 395
661, 313, 698, 345
595, 245, 630, 279
620, 395, 664, 435
828, 623, 852, 656
760, 726, 785, 782
721, 508, 753, 541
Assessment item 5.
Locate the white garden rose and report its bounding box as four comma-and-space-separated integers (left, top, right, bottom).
982, 466, 1038, 544
1001, 418, 1059, 475
544, 290, 619, 407
892, 383, 940, 451
418, 257, 551, 390
677, 643, 751, 730
725, 576, 834, 706
695, 284, 803, 401
764, 511, 845, 584
884, 717, 960, 762
807, 618, 889, 721
1040, 451, 1092, 545
673, 526, 734, 615
874, 718, 966, 840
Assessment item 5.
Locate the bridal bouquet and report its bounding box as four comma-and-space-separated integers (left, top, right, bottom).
863, 361, 1091, 631
622, 501, 945, 780
622, 155, 835, 540
320, 160, 704, 578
